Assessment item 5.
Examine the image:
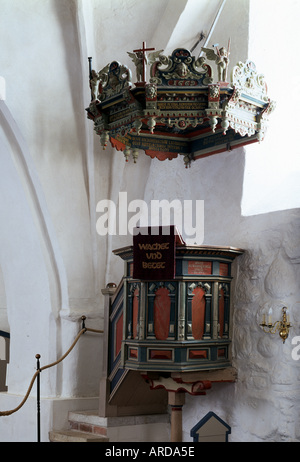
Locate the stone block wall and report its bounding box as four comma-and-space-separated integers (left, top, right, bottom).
182, 209, 300, 442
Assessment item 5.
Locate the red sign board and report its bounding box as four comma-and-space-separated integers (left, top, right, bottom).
133, 226, 177, 280
219, 263, 229, 276
188, 260, 212, 275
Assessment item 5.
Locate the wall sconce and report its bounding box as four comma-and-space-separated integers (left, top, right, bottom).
260, 306, 291, 343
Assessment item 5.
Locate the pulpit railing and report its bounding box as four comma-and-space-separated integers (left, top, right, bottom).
0, 316, 103, 442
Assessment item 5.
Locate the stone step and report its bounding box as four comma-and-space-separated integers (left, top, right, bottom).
68, 410, 170, 442
68, 410, 108, 437
49, 429, 109, 443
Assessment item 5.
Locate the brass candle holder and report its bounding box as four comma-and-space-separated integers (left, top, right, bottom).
260, 306, 291, 343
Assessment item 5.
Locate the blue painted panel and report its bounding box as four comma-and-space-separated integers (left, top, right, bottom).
108, 283, 126, 397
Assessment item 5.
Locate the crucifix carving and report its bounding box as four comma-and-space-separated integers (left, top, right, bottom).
128, 41, 155, 83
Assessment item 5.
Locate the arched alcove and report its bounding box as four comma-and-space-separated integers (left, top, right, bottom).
0, 134, 56, 395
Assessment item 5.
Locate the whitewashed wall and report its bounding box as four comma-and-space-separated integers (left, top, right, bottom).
0, 0, 104, 441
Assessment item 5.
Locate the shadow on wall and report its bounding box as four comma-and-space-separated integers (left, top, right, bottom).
182, 146, 246, 246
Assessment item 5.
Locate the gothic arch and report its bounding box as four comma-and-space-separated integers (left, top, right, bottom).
0, 101, 68, 394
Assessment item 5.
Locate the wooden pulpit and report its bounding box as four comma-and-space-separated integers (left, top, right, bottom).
100, 227, 243, 441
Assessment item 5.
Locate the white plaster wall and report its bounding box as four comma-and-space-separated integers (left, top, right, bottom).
0, 131, 55, 395
0, 0, 103, 441
0, 0, 98, 312
241, 0, 300, 216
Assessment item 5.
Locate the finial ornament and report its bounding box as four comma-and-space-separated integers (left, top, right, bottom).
201, 39, 230, 82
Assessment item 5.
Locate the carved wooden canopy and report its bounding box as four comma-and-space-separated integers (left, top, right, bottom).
86, 45, 275, 167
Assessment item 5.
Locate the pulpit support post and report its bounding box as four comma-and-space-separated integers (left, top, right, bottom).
168, 391, 185, 442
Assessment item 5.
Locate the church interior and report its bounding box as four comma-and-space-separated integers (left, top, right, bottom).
0, 0, 300, 443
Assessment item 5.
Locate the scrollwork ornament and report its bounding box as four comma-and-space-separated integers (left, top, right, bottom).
262, 99, 277, 117
99, 61, 132, 100
231, 60, 268, 101
150, 48, 213, 86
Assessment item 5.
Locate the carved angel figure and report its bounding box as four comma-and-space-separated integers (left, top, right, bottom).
202, 45, 230, 82
89, 63, 111, 100
90, 69, 100, 100
127, 51, 145, 82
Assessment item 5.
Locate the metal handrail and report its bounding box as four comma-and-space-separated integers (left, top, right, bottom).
0, 316, 103, 441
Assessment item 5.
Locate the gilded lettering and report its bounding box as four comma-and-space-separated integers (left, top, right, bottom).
138, 242, 170, 250
142, 261, 166, 269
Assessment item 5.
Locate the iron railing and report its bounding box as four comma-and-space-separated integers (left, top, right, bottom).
0, 316, 103, 442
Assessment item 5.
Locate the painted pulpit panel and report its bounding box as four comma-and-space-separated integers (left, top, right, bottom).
153, 287, 171, 341
187, 281, 212, 341
108, 282, 127, 396
191, 286, 205, 340
218, 283, 230, 339
115, 313, 123, 359
132, 287, 139, 339
218, 288, 225, 338
147, 281, 176, 340
114, 240, 243, 372
127, 282, 141, 340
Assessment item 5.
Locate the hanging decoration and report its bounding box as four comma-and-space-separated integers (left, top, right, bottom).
86, 41, 275, 167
